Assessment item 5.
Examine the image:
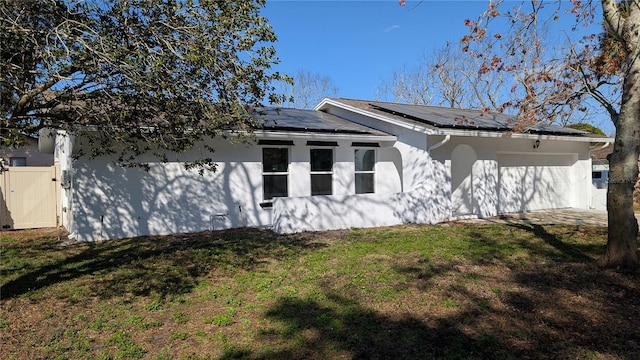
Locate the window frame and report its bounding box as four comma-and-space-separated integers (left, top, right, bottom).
354, 148, 376, 194
9, 157, 27, 167
310, 147, 334, 196
262, 147, 290, 205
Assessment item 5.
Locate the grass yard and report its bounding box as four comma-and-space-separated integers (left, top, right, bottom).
1, 223, 639, 360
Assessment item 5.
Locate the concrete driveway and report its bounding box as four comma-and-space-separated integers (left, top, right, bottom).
458, 208, 639, 227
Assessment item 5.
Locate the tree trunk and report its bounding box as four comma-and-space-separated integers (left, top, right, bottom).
597, 0, 640, 270
598, 55, 640, 270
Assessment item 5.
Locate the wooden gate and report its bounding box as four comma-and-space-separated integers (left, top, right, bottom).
0, 165, 59, 230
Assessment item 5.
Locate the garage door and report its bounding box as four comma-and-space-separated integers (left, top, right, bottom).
498, 154, 576, 214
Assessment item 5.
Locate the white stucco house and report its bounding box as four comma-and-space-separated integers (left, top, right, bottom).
48, 98, 612, 241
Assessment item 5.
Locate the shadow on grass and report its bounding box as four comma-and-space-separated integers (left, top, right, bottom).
249, 268, 640, 360
252, 293, 507, 360
1, 228, 325, 300
505, 223, 602, 262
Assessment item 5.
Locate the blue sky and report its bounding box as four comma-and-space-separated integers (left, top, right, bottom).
262, 1, 491, 100
261, 1, 614, 134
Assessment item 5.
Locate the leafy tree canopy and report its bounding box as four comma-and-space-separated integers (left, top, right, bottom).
1, 0, 290, 171
566, 123, 607, 136
455, 0, 640, 269
398, 0, 638, 269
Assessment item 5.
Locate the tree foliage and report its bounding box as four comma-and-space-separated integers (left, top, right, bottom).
376, 41, 506, 111
1, 0, 290, 171
383, 5, 597, 127
278, 69, 339, 109
398, 0, 638, 269
457, 1, 630, 125
566, 123, 607, 136
459, 0, 640, 269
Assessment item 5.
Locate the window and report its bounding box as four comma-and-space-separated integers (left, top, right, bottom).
592, 170, 608, 189
354, 149, 375, 194
310, 148, 333, 195
263, 148, 289, 201
9, 157, 26, 166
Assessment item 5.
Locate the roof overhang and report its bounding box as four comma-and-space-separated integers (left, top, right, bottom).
316, 98, 614, 144
253, 130, 397, 145
315, 98, 438, 135
430, 128, 614, 143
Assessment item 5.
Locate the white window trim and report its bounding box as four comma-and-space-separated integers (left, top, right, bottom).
354, 148, 376, 194
261, 147, 290, 205
310, 147, 335, 196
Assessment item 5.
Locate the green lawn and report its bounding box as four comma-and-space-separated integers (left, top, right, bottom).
1, 223, 639, 360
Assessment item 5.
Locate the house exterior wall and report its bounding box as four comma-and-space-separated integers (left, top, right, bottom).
323, 105, 431, 191
273, 133, 593, 233
1, 137, 54, 167
55, 108, 599, 239
272, 192, 405, 233
61, 134, 402, 241
55, 132, 75, 232
591, 190, 608, 211
319, 104, 595, 227
429, 135, 592, 218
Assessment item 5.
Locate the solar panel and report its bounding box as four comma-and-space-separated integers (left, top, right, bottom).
367, 102, 590, 135
254, 107, 388, 135
369, 102, 513, 130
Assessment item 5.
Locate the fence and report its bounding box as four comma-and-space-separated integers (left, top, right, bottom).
0, 165, 59, 230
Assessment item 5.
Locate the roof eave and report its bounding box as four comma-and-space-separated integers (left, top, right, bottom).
252, 130, 397, 143
433, 127, 614, 142
316, 98, 438, 135
317, 98, 614, 143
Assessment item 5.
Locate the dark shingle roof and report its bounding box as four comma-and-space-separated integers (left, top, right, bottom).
333, 99, 596, 137
254, 107, 390, 136
591, 144, 613, 161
